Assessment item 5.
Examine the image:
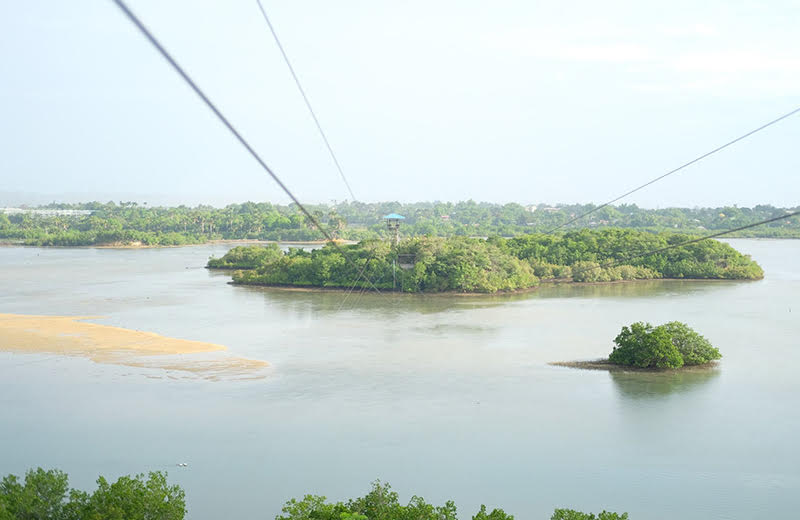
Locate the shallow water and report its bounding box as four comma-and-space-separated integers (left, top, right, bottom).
0, 239, 798, 519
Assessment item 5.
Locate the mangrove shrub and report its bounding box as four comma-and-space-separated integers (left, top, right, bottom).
609, 321, 721, 369
275, 480, 626, 520
0, 468, 185, 520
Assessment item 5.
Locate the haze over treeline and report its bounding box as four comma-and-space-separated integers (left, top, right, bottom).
2, 2, 798, 208
2, 200, 798, 247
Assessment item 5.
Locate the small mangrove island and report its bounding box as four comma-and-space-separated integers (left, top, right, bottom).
556, 321, 721, 371
207, 228, 763, 293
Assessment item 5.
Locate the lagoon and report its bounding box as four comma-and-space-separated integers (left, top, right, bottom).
0, 239, 798, 519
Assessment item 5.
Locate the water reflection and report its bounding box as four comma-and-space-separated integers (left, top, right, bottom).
535, 280, 745, 299
609, 366, 721, 399
228, 278, 748, 316
232, 284, 519, 315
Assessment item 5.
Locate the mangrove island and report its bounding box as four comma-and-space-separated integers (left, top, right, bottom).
207, 228, 763, 293
554, 320, 721, 371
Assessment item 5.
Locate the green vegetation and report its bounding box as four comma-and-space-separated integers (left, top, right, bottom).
0, 467, 185, 520
609, 321, 722, 369
210, 229, 762, 293
551, 510, 628, 520
0, 470, 629, 519
275, 480, 627, 520
207, 243, 283, 269
1, 200, 797, 246
229, 237, 538, 293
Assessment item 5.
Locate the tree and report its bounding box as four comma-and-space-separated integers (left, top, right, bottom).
0, 468, 69, 520
0, 469, 184, 520
75, 472, 185, 520
551, 510, 628, 520
327, 211, 346, 239
609, 321, 720, 369
472, 504, 514, 520
276, 495, 348, 520
660, 321, 721, 365
609, 322, 684, 369
346, 480, 401, 520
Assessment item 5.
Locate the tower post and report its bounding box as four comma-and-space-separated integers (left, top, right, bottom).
383, 213, 405, 290
383, 214, 405, 248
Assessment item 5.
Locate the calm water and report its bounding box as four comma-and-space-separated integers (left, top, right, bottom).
1, 240, 798, 519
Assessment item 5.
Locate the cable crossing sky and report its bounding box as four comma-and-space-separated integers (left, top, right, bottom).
255, 0, 357, 202
111, 0, 381, 295
111, 0, 795, 296
545, 106, 800, 234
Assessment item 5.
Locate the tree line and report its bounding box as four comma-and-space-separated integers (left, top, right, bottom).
211, 229, 763, 293
1, 201, 797, 246
0, 468, 184, 520
1, 470, 627, 520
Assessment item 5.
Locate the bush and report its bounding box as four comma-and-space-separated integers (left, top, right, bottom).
0, 468, 185, 520
609, 321, 720, 369
207, 244, 282, 269
552, 510, 629, 520
276, 481, 626, 520
661, 321, 721, 365
609, 322, 684, 369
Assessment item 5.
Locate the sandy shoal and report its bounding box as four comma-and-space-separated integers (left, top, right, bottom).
0, 313, 268, 379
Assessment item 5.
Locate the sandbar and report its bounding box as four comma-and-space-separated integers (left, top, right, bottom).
0, 313, 268, 380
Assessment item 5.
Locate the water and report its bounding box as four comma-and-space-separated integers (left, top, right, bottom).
0, 240, 798, 519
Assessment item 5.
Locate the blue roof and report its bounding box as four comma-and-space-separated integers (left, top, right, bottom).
383, 213, 405, 220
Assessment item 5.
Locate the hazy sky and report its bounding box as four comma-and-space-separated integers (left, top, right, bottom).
1, 1, 798, 207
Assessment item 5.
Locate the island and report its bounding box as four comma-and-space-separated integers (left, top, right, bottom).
206, 228, 763, 293
554, 320, 721, 371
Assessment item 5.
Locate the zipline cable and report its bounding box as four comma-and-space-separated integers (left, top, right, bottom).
337, 250, 377, 311
255, 0, 357, 202
111, 0, 796, 297
558, 210, 800, 280
110, 0, 381, 294
545, 106, 800, 234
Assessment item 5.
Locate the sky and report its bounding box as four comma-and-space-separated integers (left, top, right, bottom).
0, 0, 798, 208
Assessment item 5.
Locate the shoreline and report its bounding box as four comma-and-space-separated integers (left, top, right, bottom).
0, 313, 268, 380
0, 239, 356, 249
550, 358, 720, 372
227, 276, 750, 296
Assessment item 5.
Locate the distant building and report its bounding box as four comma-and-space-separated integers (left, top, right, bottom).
0, 208, 93, 216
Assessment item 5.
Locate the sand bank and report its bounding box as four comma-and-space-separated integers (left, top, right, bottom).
0, 313, 267, 380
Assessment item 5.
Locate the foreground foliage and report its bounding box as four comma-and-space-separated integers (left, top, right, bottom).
0, 471, 629, 520
210, 229, 762, 293
277, 480, 627, 520
1, 201, 797, 246
0, 468, 185, 520
551, 510, 628, 520
609, 321, 722, 369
